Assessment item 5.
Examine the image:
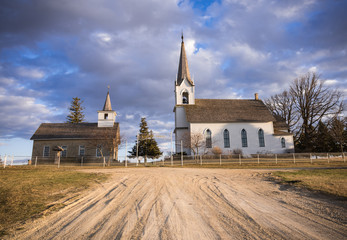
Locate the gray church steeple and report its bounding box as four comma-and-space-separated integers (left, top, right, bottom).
175, 34, 195, 105
176, 34, 194, 86
98, 87, 117, 127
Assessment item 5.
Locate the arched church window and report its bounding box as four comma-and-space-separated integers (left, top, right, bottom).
182, 92, 189, 104
241, 129, 248, 147
258, 129, 265, 147
281, 138, 286, 148
205, 129, 212, 148
224, 129, 230, 148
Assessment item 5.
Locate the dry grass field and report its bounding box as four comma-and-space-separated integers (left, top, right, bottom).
274, 169, 347, 198
0, 166, 107, 237
5, 167, 346, 240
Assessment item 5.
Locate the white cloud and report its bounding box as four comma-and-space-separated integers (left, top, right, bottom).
0, 77, 15, 85
273, 1, 315, 19
324, 79, 338, 86
227, 42, 268, 65
92, 32, 113, 45
309, 66, 318, 72
17, 67, 45, 79
125, 114, 134, 120
0, 94, 56, 138
147, 119, 173, 130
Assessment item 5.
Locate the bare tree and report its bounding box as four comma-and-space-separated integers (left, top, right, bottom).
264, 90, 298, 132
182, 131, 205, 158
87, 127, 120, 165
290, 72, 343, 151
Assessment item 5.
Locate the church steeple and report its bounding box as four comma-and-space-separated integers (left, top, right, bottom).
174, 34, 195, 105
103, 86, 112, 111
98, 87, 117, 127
177, 34, 194, 86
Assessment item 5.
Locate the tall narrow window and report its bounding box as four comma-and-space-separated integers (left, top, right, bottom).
241, 129, 248, 147
104, 113, 108, 119
79, 145, 85, 156
281, 138, 286, 148
96, 145, 102, 157
43, 146, 50, 157
182, 92, 189, 104
224, 129, 230, 148
258, 129, 265, 147
61, 146, 67, 157
205, 129, 212, 148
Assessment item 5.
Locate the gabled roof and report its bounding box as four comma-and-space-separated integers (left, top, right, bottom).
103, 91, 113, 111
176, 35, 194, 86
30, 123, 119, 140
273, 115, 293, 136
182, 99, 276, 123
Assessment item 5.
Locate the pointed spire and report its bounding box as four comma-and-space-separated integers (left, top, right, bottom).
177, 34, 194, 86
103, 86, 112, 111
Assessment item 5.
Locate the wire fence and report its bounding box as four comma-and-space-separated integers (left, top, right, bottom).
1, 152, 346, 168
162, 152, 347, 166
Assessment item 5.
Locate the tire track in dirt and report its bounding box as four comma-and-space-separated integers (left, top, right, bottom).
10, 168, 347, 240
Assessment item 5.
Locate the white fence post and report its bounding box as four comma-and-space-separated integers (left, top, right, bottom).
103, 157, 106, 167
257, 154, 259, 164
3, 154, 7, 168
125, 140, 128, 168
200, 155, 202, 166
81, 156, 83, 167
239, 154, 241, 165
35, 156, 38, 167
181, 140, 183, 166
275, 154, 277, 164
327, 153, 329, 163
11, 155, 14, 166
293, 153, 295, 164
219, 154, 222, 166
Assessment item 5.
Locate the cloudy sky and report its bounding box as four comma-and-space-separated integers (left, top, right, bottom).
1, 0, 346, 157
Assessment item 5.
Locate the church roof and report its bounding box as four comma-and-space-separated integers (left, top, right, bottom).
176, 35, 194, 86
273, 115, 293, 135
30, 123, 119, 140
103, 91, 113, 111
182, 99, 276, 123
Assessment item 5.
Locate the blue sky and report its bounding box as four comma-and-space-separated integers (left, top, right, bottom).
0, 0, 346, 158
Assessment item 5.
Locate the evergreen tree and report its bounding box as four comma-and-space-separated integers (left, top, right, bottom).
129, 117, 162, 163
329, 116, 347, 152
66, 97, 85, 123
313, 121, 335, 152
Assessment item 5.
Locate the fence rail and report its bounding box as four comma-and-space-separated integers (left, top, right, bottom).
0, 152, 346, 168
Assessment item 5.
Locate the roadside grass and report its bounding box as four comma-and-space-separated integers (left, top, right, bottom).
0, 166, 108, 237
273, 169, 347, 198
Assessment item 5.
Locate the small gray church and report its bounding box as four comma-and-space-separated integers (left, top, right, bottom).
31, 91, 120, 163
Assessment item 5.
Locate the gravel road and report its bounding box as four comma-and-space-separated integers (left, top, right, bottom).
11, 168, 346, 240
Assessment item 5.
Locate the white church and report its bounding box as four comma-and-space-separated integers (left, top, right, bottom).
174, 36, 294, 155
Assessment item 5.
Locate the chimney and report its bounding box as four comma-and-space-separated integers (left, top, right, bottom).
255, 93, 259, 100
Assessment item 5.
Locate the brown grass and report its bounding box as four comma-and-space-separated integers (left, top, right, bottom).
0, 166, 107, 237
274, 169, 347, 198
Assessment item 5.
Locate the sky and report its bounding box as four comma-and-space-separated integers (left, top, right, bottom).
0, 0, 346, 158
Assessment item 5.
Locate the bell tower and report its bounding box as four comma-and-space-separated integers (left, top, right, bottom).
174, 34, 194, 154
98, 87, 117, 127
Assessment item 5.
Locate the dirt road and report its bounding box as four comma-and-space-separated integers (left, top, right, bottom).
11, 168, 346, 239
